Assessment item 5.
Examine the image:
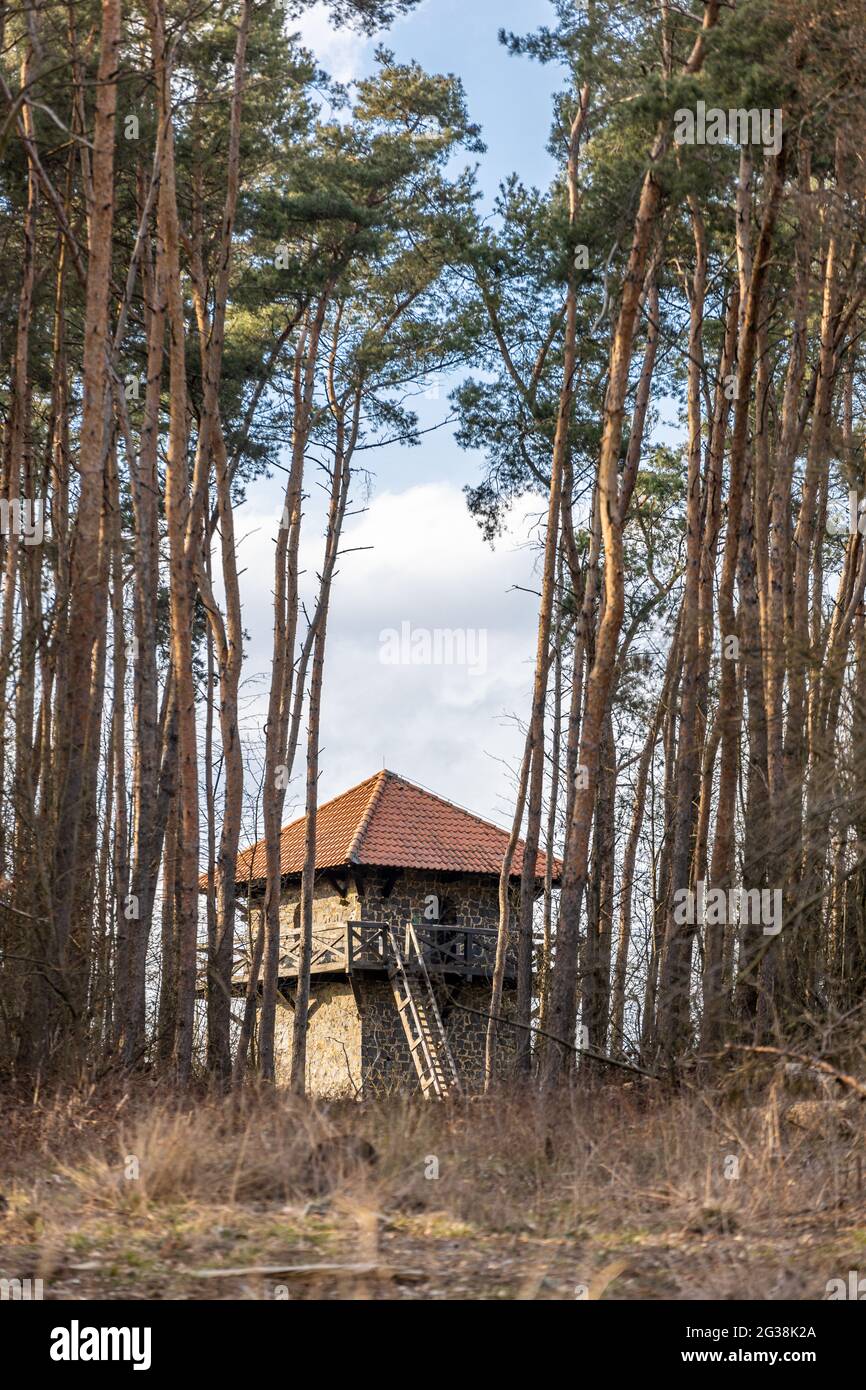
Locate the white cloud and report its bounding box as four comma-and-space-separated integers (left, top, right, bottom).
229, 480, 545, 827
291, 3, 370, 84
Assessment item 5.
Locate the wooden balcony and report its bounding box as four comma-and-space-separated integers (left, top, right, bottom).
230, 920, 511, 986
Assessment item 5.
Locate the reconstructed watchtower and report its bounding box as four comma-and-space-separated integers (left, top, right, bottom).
229, 770, 558, 1098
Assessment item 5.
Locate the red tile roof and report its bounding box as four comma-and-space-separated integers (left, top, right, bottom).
227, 770, 560, 887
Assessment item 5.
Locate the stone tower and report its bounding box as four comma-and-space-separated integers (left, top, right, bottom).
228, 770, 559, 1097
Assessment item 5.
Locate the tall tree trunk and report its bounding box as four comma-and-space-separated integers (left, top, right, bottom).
40, 0, 121, 1073
290, 369, 355, 1094
151, 0, 197, 1082
656, 197, 707, 1058
513, 91, 588, 1073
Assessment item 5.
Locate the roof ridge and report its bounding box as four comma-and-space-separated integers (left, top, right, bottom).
346, 768, 391, 863
269, 770, 384, 844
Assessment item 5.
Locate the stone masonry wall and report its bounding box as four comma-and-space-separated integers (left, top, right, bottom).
267, 866, 514, 937
265, 974, 518, 1100
355, 868, 505, 930
272, 982, 362, 1096
360, 976, 517, 1097
251, 866, 523, 1097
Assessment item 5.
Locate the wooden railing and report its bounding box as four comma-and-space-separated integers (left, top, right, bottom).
279, 923, 346, 975
247, 919, 508, 980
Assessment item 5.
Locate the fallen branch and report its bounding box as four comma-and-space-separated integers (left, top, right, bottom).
449, 1000, 659, 1079
723, 1044, 866, 1099
187, 1262, 425, 1281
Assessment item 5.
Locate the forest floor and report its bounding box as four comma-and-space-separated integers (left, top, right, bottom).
1, 1073, 865, 1300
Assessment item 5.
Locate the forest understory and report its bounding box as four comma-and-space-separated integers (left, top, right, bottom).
1, 1070, 865, 1301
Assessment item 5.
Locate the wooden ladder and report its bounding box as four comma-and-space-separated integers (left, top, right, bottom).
387, 924, 462, 1099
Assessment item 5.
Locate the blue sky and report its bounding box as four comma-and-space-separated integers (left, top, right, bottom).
230, 2, 579, 836
301, 0, 561, 203
295, 0, 563, 492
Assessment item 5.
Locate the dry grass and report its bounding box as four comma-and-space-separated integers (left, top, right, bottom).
0, 1072, 864, 1300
